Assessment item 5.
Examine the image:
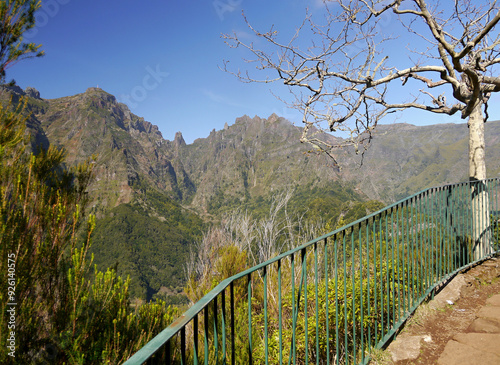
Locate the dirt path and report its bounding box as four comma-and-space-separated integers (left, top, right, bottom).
372, 256, 500, 364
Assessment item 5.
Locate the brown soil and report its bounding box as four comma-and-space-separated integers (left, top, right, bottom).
392, 256, 500, 364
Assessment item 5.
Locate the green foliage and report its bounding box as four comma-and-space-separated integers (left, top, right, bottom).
0, 98, 92, 362
49, 244, 179, 364
0, 0, 44, 82
0, 99, 181, 363
91, 199, 203, 300
185, 244, 248, 304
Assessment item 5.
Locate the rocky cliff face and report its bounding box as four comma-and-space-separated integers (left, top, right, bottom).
14, 87, 197, 216
9, 85, 500, 211
177, 114, 343, 212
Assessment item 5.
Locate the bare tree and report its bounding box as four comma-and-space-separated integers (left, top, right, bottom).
223, 0, 499, 258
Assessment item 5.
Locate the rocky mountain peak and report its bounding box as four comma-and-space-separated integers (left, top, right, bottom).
0, 84, 25, 96
174, 131, 186, 147
84, 87, 117, 104
25, 86, 41, 99
267, 113, 280, 123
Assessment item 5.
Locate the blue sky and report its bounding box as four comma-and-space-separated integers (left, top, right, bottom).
8, 0, 485, 144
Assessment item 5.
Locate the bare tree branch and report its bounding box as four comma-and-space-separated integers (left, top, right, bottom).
222, 0, 500, 173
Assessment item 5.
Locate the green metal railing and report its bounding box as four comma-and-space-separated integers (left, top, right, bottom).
124, 179, 500, 365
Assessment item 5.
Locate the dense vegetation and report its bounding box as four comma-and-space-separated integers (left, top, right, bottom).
0, 99, 179, 363
91, 200, 202, 302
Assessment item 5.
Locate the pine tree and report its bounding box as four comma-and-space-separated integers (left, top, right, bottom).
0, 0, 44, 82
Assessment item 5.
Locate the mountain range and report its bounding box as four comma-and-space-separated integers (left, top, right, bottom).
3, 85, 500, 301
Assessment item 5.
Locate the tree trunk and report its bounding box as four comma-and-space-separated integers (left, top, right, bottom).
468, 104, 492, 260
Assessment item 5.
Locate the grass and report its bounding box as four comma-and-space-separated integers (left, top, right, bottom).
368, 347, 394, 365
404, 303, 435, 328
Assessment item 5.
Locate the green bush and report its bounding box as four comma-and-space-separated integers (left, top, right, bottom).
0, 99, 180, 364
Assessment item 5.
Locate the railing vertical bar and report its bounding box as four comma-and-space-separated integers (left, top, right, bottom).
474, 181, 478, 260
214, 295, 219, 364
413, 198, 417, 305
463, 182, 468, 263
413, 197, 417, 302
489, 180, 492, 254
263, 266, 269, 365
414, 195, 420, 305
482, 180, 486, 258
302, 247, 308, 365
379, 213, 384, 338
461, 183, 467, 265
418, 192, 424, 298
335, 234, 340, 364
466, 182, 470, 262
204, 306, 209, 365
402, 201, 408, 313
351, 226, 356, 362
468, 181, 473, 263
487, 180, 491, 254
496, 180, 499, 250
230, 283, 234, 365
166, 339, 171, 365
278, 259, 283, 365
359, 223, 364, 363
449, 186, 455, 272
443, 186, 448, 276
443, 188, 447, 275
482, 181, 485, 258
372, 216, 378, 346
449, 187, 454, 273
429, 189, 435, 291
384, 210, 390, 333
181, 327, 186, 365
456, 184, 462, 268
473, 182, 481, 261
221, 288, 227, 363
453, 185, 458, 270
490, 180, 494, 251
442, 188, 450, 275
422, 191, 428, 296
343, 232, 348, 364
194, 314, 199, 365
314, 241, 319, 365
494, 180, 497, 249
484, 181, 489, 257
436, 188, 443, 280
324, 237, 330, 365
390, 208, 396, 328
497, 179, 499, 250
485, 180, 489, 258
436, 187, 441, 283
291, 253, 296, 365
462, 184, 466, 256
403, 202, 408, 315
365, 223, 371, 357
435, 188, 440, 287
248, 273, 252, 365
480, 183, 483, 256
430, 188, 435, 294
395, 206, 401, 321
437, 188, 442, 283
408, 198, 414, 306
